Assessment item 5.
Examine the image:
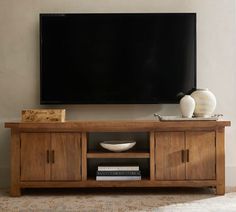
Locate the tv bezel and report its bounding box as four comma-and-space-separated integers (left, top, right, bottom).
40, 13, 197, 104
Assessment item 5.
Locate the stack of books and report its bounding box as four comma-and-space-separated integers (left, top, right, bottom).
96, 164, 141, 181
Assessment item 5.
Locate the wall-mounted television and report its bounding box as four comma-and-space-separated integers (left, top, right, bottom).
40, 13, 196, 104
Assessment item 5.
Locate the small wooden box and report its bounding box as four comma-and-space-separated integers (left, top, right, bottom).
22, 109, 66, 122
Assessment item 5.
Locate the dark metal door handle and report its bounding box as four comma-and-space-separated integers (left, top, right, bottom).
51, 150, 55, 163
46, 150, 50, 163
186, 149, 190, 162
181, 150, 185, 163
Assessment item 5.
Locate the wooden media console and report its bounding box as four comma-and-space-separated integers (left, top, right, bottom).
5, 120, 230, 196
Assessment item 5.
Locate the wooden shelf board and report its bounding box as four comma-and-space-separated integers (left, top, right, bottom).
20, 180, 217, 188
5, 120, 231, 132
87, 177, 150, 181
87, 152, 150, 158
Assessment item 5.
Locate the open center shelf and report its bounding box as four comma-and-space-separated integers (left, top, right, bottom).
86, 132, 150, 179
87, 158, 150, 179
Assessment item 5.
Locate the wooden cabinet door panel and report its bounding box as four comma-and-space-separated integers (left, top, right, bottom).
155, 132, 185, 180
186, 131, 216, 180
20, 133, 50, 181
51, 133, 81, 181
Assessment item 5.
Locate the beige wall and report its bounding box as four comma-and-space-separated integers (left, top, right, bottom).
0, 0, 235, 187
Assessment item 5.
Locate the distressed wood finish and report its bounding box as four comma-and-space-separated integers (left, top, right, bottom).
81, 132, 87, 181
216, 127, 225, 195
186, 131, 216, 180
10, 130, 21, 197
20, 180, 217, 188
5, 120, 230, 132
155, 132, 186, 180
22, 109, 65, 122
51, 133, 81, 181
5, 120, 230, 196
150, 131, 155, 181
20, 133, 51, 181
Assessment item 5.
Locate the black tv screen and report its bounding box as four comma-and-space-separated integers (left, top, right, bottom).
40, 13, 196, 104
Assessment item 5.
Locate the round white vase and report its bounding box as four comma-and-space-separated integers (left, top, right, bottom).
191, 88, 216, 117
180, 95, 195, 118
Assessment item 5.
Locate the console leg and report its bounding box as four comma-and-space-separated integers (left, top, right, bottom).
216, 127, 225, 196
10, 130, 21, 197
216, 184, 225, 195
10, 186, 21, 197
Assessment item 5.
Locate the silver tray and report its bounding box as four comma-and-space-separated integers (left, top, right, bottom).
154, 114, 223, 121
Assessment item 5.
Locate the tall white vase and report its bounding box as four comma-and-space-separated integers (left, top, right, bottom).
191, 88, 216, 117
180, 95, 195, 118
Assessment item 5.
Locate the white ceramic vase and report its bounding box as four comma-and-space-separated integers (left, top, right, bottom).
180, 95, 195, 118
191, 88, 216, 117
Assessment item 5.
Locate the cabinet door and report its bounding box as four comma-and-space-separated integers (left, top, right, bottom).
186, 131, 216, 180
20, 133, 51, 181
155, 132, 185, 180
51, 133, 81, 181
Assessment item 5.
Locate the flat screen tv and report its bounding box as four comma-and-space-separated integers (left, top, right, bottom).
40, 13, 196, 104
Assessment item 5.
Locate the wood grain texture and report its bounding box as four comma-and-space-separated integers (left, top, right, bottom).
51, 133, 81, 181
10, 130, 21, 197
20, 133, 51, 181
150, 131, 155, 181
21, 109, 65, 122
186, 131, 216, 180
216, 127, 225, 195
20, 180, 217, 188
5, 120, 231, 132
155, 132, 186, 180
81, 132, 87, 181
5, 120, 229, 196
87, 152, 150, 158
